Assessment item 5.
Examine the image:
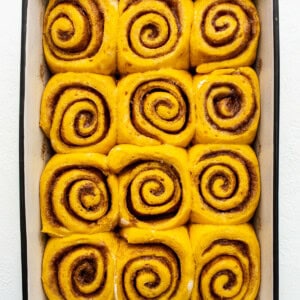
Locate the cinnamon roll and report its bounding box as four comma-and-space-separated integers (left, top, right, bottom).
43, 0, 118, 74
194, 67, 260, 144
116, 227, 194, 300
189, 145, 260, 224
40, 153, 118, 236
42, 233, 118, 300
108, 144, 191, 229
190, 0, 260, 74
117, 69, 195, 147
117, 0, 193, 74
40, 73, 116, 154
189, 224, 260, 300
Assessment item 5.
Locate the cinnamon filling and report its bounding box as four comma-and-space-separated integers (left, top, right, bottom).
124, 0, 181, 58
52, 244, 108, 298
47, 85, 110, 146
44, 0, 104, 60
200, 0, 257, 60
130, 79, 190, 139
122, 243, 181, 300
46, 166, 111, 226
197, 151, 257, 213
199, 239, 251, 299
204, 80, 257, 133
123, 160, 183, 222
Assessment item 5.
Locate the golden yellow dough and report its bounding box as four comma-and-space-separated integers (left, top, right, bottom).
108, 144, 192, 230
116, 227, 195, 300
40, 72, 117, 154
189, 144, 260, 224
43, 0, 118, 74
118, 0, 193, 74
189, 224, 260, 300
117, 69, 195, 147
190, 0, 260, 74
42, 233, 118, 300
194, 67, 260, 144
40, 153, 118, 236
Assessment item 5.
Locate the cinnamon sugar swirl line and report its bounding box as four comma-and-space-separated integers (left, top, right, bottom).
117, 69, 195, 147
189, 224, 260, 300
40, 153, 118, 236
42, 233, 118, 300
194, 67, 260, 144
43, 0, 118, 74
191, 0, 260, 74
108, 144, 192, 229
116, 227, 194, 300
118, 0, 193, 74
40, 73, 116, 154
189, 145, 260, 224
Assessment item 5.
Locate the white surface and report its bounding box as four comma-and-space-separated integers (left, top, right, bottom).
279, 1, 300, 298
0, 0, 298, 298
0, 1, 22, 299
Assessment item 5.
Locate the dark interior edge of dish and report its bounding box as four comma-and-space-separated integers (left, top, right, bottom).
19, 0, 29, 299
273, 0, 280, 299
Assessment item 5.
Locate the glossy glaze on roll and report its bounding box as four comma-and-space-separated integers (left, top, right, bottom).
189, 145, 260, 224
40, 153, 118, 236
118, 0, 193, 73
40, 73, 116, 154
116, 227, 194, 300
117, 69, 195, 147
194, 67, 260, 144
191, 0, 260, 73
108, 144, 191, 229
42, 233, 118, 300
43, 0, 118, 74
189, 224, 260, 300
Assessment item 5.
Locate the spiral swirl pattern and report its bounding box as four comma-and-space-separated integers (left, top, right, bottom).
118, 70, 195, 147
40, 73, 116, 154
42, 233, 117, 300
122, 244, 180, 299
43, 0, 118, 74
116, 227, 194, 300
189, 145, 260, 224
191, 0, 260, 73
108, 145, 191, 229
132, 81, 187, 134
40, 153, 118, 236
194, 68, 260, 144
118, 0, 193, 73
125, 161, 182, 220
200, 240, 251, 299
190, 224, 260, 300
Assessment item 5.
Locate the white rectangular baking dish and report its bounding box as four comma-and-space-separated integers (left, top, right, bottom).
19, 0, 280, 298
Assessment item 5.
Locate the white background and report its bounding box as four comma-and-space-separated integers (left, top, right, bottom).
0, 0, 298, 298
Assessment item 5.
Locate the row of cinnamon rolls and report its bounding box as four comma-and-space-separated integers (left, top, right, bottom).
42, 224, 260, 300
40, 144, 260, 236
43, 0, 260, 74
40, 68, 260, 154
